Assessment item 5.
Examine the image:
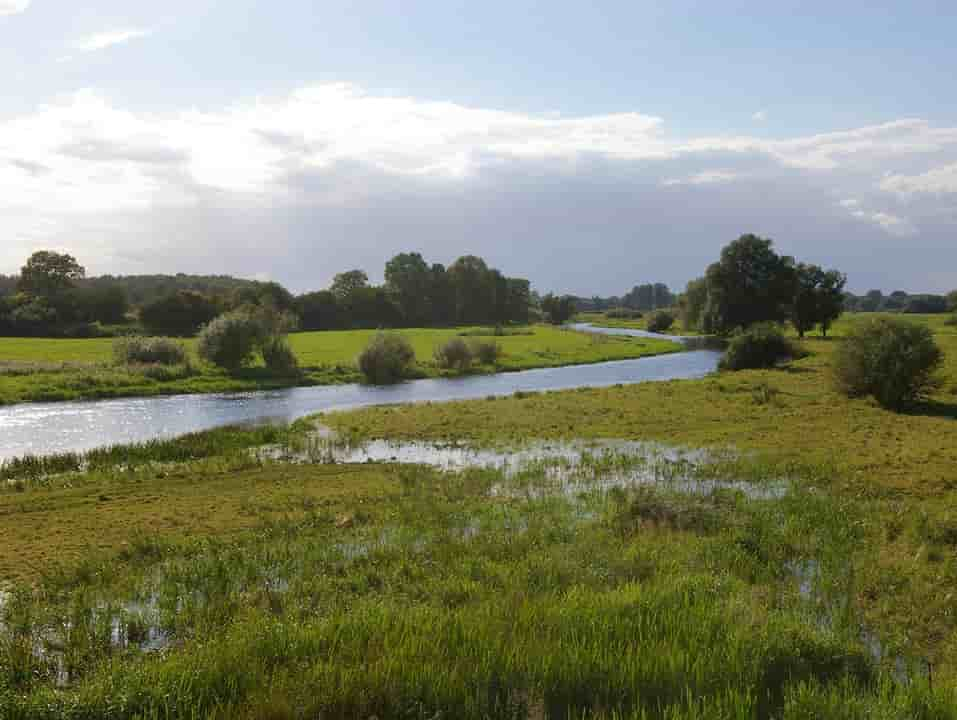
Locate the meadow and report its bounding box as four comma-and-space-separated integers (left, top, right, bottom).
0, 325, 679, 405
1, 313, 955, 717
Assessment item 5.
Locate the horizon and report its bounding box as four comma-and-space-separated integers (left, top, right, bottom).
2, 2, 956, 295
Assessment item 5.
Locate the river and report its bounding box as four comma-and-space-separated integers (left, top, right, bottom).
0, 325, 721, 460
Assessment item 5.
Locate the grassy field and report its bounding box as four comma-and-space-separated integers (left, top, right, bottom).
0, 325, 679, 405
1, 313, 955, 717
2, 424, 954, 716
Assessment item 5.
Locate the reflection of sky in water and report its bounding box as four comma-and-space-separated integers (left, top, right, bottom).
0, 326, 720, 460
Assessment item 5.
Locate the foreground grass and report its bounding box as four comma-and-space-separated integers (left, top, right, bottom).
2, 424, 954, 717
0, 325, 678, 406
322, 313, 957, 678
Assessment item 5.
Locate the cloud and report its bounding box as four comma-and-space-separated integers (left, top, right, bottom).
752, 110, 767, 122
0, 0, 30, 15
663, 170, 738, 186
880, 163, 957, 196
1, 83, 957, 293
75, 28, 152, 52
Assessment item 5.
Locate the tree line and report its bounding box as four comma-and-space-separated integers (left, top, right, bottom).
0, 251, 543, 338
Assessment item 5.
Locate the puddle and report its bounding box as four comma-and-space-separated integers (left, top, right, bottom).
270, 433, 786, 501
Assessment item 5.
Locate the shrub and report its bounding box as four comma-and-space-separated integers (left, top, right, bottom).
719, 324, 802, 371
262, 337, 300, 375
832, 316, 943, 410
197, 312, 263, 371
470, 339, 501, 365
113, 337, 186, 366
433, 337, 473, 371
357, 333, 416, 384
647, 311, 676, 333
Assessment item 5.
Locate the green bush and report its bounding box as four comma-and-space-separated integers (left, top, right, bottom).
719, 324, 802, 371
433, 337, 473, 371
113, 337, 186, 366
470, 339, 501, 365
357, 333, 416, 384
262, 337, 300, 375
647, 311, 676, 333
197, 313, 263, 372
832, 316, 943, 410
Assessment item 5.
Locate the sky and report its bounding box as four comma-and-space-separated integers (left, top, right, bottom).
1, 1, 956, 295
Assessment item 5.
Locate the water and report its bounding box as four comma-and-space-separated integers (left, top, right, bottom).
0, 325, 721, 460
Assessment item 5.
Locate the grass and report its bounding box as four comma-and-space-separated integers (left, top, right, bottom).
0, 325, 679, 405
2, 427, 953, 716
1, 312, 956, 716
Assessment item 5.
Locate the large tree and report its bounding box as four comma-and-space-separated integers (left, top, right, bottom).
703, 234, 795, 333
18, 251, 85, 298
385, 252, 432, 326
448, 255, 492, 325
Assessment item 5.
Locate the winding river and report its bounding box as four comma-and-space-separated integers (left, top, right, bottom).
0, 325, 721, 460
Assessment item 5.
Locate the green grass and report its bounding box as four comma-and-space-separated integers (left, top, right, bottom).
0, 325, 679, 405
1, 312, 956, 716
2, 428, 952, 716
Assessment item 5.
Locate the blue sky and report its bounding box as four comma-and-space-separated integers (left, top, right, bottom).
2, 1, 957, 294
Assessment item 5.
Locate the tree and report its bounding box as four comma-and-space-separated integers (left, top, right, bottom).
296, 290, 342, 331
791, 265, 846, 338
505, 278, 531, 325
816, 269, 847, 337
948, 290, 957, 312
703, 234, 796, 334
385, 252, 432, 326
679, 277, 708, 331
448, 255, 492, 325
541, 294, 575, 324
18, 251, 85, 298
140, 291, 220, 336
331, 270, 369, 301
428, 264, 456, 325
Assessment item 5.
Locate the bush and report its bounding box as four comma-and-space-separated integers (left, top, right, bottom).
647, 311, 676, 333
357, 333, 416, 384
433, 337, 473, 371
470, 339, 501, 365
262, 337, 300, 375
719, 324, 802, 371
113, 337, 186, 366
832, 316, 943, 410
197, 313, 263, 371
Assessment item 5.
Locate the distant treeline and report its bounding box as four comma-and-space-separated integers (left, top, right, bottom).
573, 283, 677, 313
0, 251, 547, 338
843, 289, 955, 314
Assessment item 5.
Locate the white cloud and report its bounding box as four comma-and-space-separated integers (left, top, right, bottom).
664, 170, 738, 186
1, 83, 956, 292
752, 110, 767, 122
0, 0, 30, 15
75, 28, 152, 52
880, 163, 957, 196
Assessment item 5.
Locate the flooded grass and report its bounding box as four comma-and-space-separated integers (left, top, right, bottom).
1, 427, 954, 717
